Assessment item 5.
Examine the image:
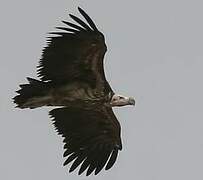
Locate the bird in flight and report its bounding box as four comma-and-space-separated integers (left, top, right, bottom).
14, 7, 135, 176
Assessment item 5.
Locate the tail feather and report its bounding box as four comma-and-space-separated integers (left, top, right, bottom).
13, 77, 51, 109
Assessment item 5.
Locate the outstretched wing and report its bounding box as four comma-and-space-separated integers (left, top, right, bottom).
37, 7, 109, 91
49, 106, 122, 176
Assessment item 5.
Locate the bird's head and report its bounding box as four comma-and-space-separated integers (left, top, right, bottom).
110, 94, 135, 107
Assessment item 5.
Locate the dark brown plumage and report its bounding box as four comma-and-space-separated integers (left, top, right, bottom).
50, 106, 122, 175
37, 7, 109, 93
13, 7, 134, 176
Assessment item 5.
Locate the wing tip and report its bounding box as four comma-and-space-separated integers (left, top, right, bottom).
77, 7, 98, 31
78, 6, 82, 11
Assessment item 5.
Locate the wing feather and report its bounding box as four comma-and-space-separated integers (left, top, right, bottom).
78, 7, 98, 31
69, 152, 87, 172
105, 149, 118, 170
64, 152, 78, 166
94, 149, 112, 175
50, 106, 122, 176
69, 14, 92, 31
37, 7, 109, 93
61, 20, 86, 31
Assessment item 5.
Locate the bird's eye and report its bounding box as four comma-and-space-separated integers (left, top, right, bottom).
113, 97, 118, 101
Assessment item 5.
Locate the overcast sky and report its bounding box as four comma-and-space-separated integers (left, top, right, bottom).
1, 0, 203, 180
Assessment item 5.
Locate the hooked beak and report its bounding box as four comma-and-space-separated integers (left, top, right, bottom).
128, 97, 135, 106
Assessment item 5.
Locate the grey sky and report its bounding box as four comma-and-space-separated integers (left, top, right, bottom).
1, 0, 203, 179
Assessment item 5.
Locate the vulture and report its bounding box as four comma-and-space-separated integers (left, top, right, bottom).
14, 7, 135, 176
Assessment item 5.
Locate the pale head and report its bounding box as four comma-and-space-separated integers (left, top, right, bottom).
110, 94, 135, 107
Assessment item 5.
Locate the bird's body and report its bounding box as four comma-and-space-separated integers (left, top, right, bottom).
14, 7, 135, 176
19, 79, 111, 109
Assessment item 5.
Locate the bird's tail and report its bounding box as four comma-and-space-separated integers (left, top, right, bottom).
13, 77, 51, 109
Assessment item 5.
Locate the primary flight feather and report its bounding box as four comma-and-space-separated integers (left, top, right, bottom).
14, 7, 135, 176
